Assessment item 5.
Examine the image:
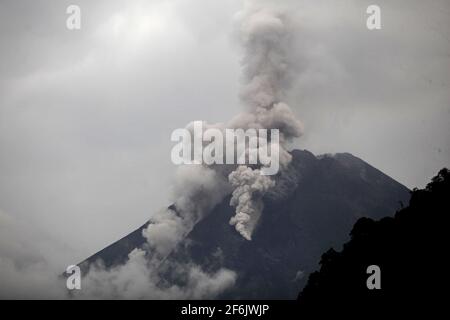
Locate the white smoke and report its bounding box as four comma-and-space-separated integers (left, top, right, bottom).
143, 164, 230, 259
76, 248, 236, 299
72, 163, 236, 300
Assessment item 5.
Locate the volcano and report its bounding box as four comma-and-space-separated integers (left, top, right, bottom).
79, 150, 410, 299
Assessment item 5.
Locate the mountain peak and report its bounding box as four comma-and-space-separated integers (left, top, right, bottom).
79, 149, 410, 299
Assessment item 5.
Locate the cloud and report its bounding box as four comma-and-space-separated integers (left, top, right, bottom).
0, 0, 449, 298
0, 209, 67, 299
76, 248, 236, 299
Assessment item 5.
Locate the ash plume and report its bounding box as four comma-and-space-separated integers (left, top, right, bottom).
77, 0, 304, 298
143, 165, 230, 259
142, 1, 303, 244
228, 166, 275, 240
225, 1, 303, 239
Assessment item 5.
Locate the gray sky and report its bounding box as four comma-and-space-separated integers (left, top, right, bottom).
0, 0, 449, 271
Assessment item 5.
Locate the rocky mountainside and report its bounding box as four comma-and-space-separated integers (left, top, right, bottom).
80, 150, 410, 299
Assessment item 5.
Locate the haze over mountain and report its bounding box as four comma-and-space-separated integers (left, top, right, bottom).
1, 0, 448, 301
80, 149, 410, 299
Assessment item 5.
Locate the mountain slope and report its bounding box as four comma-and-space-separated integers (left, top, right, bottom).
79, 150, 410, 299
297, 168, 449, 309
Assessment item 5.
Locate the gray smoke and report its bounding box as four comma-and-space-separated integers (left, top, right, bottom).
0, 0, 304, 299
145, 1, 303, 242
228, 166, 275, 240
143, 164, 230, 259
225, 1, 303, 239
77, 0, 304, 298
73, 160, 236, 299
76, 248, 236, 299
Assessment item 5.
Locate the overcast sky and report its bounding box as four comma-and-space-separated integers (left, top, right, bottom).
0, 0, 449, 271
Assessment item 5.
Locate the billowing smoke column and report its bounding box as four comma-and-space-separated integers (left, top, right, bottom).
228, 166, 275, 240
145, 1, 303, 245
0, 1, 305, 300
76, 0, 303, 300
143, 164, 230, 258
226, 2, 303, 239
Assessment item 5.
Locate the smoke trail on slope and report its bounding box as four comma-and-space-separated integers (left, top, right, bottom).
77, 248, 236, 299
141, 1, 303, 244
228, 166, 275, 240
143, 164, 230, 259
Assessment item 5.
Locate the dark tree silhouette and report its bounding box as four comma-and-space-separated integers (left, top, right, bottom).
297, 168, 449, 310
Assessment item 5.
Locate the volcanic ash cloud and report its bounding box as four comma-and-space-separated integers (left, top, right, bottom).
226, 1, 303, 240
